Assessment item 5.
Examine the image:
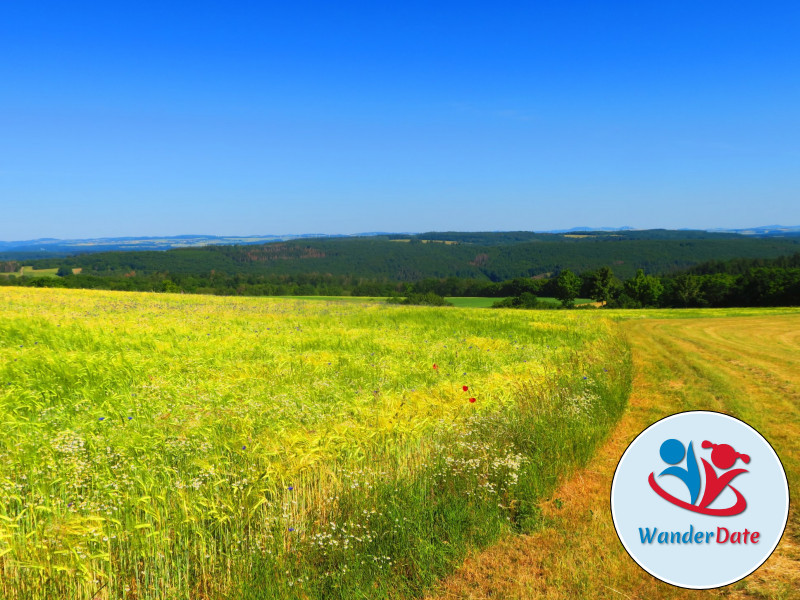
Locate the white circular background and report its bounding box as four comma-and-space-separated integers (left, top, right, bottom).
611, 411, 789, 589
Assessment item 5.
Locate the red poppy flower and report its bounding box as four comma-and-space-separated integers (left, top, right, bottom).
433, 364, 438, 370
462, 385, 469, 391
469, 397, 476, 403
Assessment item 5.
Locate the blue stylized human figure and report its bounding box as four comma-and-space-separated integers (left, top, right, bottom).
658, 439, 701, 505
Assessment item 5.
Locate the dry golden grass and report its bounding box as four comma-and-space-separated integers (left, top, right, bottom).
427, 314, 800, 600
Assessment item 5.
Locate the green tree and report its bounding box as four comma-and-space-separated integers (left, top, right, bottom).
161, 280, 181, 293
555, 269, 581, 307
701, 273, 735, 306
504, 277, 540, 297
590, 266, 615, 304
670, 274, 703, 307
624, 269, 663, 307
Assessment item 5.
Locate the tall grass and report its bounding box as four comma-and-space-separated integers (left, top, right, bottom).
0, 288, 630, 599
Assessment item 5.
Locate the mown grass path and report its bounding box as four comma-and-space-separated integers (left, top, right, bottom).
427, 314, 800, 599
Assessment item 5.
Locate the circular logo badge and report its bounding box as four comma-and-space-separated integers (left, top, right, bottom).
610, 411, 789, 589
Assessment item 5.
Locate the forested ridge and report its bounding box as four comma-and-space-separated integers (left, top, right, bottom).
10, 230, 800, 282
1, 232, 799, 308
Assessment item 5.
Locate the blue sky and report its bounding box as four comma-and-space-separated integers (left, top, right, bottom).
1, 1, 799, 239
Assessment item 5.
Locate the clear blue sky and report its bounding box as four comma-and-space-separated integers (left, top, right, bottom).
1, 1, 799, 239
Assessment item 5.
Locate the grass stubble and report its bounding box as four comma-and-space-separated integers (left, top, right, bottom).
0, 287, 631, 599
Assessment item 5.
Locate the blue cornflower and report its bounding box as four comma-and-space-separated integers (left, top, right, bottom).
288, 485, 294, 491
98, 417, 105, 421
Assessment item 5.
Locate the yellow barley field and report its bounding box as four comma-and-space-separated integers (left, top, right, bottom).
0, 287, 631, 599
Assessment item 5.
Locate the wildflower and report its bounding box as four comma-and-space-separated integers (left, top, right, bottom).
98, 417, 105, 421
242, 445, 247, 450
583, 376, 588, 380
288, 527, 295, 532
128, 416, 133, 420
433, 364, 438, 370
462, 385, 468, 391
469, 397, 476, 403
288, 486, 294, 491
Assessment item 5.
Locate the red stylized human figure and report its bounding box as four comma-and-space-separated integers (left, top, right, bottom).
698, 441, 750, 509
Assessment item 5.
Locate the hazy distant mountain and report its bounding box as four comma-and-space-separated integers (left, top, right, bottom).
0, 233, 352, 257
706, 225, 800, 236
543, 226, 638, 233
546, 225, 800, 236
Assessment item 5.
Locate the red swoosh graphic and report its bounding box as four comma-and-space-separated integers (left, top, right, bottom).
648, 472, 747, 516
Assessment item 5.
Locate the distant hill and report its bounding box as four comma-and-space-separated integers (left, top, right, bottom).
1, 225, 798, 259
0, 233, 355, 258
14, 229, 800, 281
706, 225, 800, 236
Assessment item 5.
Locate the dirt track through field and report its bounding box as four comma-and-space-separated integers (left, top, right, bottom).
427, 315, 800, 599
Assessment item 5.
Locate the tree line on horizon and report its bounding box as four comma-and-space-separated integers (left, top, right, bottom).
2, 253, 799, 309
